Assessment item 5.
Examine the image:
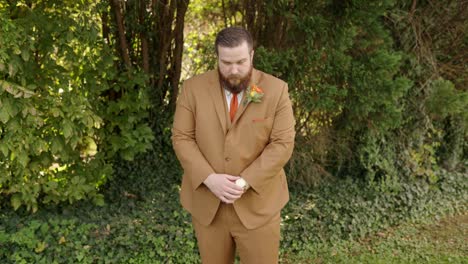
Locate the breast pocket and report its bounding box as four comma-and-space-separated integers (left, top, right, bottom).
250, 117, 274, 144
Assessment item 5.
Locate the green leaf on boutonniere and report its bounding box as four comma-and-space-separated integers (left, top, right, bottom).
244, 84, 264, 105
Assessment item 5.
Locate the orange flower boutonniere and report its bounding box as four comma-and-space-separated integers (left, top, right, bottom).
244, 84, 264, 105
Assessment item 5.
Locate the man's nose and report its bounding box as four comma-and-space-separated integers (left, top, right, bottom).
230, 65, 239, 75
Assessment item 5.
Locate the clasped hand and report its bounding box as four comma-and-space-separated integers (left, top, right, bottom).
203, 173, 245, 204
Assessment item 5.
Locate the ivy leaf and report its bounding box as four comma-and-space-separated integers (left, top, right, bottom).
58, 236, 66, 244
11, 194, 22, 210
34, 241, 47, 253
93, 194, 105, 206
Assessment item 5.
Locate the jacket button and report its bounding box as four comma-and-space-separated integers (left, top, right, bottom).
225, 157, 231, 162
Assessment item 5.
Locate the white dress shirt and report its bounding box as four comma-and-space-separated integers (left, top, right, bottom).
224, 89, 244, 111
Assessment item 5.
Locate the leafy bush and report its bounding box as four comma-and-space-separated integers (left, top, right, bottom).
0, 153, 465, 263
189, 0, 467, 190
281, 169, 467, 255
425, 79, 468, 121
0, 1, 153, 211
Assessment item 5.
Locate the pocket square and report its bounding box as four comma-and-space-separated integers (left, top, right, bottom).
252, 118, 266, 123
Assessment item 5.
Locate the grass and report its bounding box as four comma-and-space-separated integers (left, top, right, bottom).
283, 213, 468, 263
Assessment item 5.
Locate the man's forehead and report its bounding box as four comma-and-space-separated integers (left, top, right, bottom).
218, 43, 251, 60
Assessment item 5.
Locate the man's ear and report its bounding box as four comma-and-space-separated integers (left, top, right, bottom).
250, 50, 255, 61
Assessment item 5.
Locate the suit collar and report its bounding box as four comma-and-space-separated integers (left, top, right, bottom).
208, 69, 262, 132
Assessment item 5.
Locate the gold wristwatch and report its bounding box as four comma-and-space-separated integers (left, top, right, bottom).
235, 178, 249, 191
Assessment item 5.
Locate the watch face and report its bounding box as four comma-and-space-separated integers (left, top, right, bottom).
235, 179, 246, 188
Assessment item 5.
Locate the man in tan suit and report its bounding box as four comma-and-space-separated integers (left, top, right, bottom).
172, 27, 295, 264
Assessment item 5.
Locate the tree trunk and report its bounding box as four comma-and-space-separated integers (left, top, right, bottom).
169, 0, 189, 110
139, 0, 150, 74
110, 0, 131, 68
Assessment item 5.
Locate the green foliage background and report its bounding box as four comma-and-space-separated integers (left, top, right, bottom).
0, 1, 154, 211
0, 0, 467, 262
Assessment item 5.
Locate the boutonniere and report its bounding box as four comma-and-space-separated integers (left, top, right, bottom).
244, 84, 264, 105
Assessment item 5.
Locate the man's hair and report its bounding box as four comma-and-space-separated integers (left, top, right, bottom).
215, 27, 253, 54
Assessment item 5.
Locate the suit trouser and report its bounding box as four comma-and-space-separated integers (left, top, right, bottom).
191, 203, 281, 264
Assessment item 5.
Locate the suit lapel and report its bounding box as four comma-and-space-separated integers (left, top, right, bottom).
232, 69, 262, 124
208, 71, 228, 134
209, 69, 263, 131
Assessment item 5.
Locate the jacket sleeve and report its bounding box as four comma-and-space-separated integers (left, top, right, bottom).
171, 81, 215, 190
240, 83, 296, 193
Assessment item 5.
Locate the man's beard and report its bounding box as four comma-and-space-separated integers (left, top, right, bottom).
218, 66, 252, 94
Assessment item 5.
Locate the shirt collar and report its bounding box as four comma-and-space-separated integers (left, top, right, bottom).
224, 88, 243, 96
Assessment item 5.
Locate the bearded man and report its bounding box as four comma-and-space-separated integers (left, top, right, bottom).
172, 27, 295, 264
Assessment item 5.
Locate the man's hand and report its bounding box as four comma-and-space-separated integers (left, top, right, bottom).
204, 173, 245, 203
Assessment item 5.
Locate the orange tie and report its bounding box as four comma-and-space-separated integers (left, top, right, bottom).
230, 93, 238, 122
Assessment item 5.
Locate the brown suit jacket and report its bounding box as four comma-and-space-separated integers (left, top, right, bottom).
172, 68, 295, 229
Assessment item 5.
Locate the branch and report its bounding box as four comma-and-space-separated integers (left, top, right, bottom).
409, 0, 417, 20
101, 8, 110, 45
